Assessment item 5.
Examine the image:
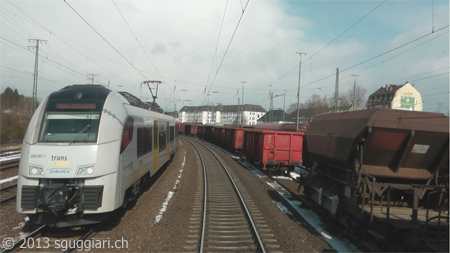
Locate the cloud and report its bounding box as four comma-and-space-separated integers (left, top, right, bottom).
1, 0, 448, 114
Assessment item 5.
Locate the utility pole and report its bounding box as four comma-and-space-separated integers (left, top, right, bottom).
237, 98, 240, 126
282, 90, 287, 122
240, 81, 246, 127
295, 52, 306, 131
351, 74, 359, 111
28, 39, 47, 113
334, 68, 339, 113
269, 92, 274, 123
86, 73, 99, 84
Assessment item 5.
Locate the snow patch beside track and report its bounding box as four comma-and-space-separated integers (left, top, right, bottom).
154, 151, 186, 224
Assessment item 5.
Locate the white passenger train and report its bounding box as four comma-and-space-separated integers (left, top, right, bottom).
16, 85, 178, 227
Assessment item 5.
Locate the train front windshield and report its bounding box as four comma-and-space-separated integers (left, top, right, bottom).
39, 112, 100, 143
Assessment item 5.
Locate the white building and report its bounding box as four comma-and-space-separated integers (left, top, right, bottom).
366, 82, 423, 111
179, 104, 266, 125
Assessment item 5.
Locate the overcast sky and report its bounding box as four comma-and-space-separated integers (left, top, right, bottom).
1, 0, 449, 114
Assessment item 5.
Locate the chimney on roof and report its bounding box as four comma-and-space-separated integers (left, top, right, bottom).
385, 84, 389, 90
390, 84, 393, 90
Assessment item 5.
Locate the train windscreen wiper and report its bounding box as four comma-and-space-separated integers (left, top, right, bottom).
69, 124, 91, 145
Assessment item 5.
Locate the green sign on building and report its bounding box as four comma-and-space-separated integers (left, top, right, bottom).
400, 96, 415, 110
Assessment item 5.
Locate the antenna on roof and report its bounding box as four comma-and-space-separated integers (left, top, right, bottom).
140, 80, 162, 103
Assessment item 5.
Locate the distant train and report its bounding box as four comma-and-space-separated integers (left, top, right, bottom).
17, 85, 178, 227
188, 109, 449, 251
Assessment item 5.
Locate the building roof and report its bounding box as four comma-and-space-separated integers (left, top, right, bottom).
257, 109, 287, 122
179, 105, 214, 112
180, 104, 266, 113
367, 83, 405, 105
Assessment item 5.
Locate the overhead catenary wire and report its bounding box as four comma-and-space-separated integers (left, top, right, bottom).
2, 1, 447, 113
265, 0, 388, 89
207, 0, 250, 94
206, 0, 229, 93
63, 1, 148, 80
5, 0, 137, 88
1, 36, 86, 78
309, 29, 449, 93
111, 0, 170, 89
63, 0, 173, 101
301, 25, 450, 90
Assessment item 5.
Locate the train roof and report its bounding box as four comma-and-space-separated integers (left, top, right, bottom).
308, 109, 449, 138
251, 123, 309, 132
48, 85, 164, 112
48, 84, 111, 101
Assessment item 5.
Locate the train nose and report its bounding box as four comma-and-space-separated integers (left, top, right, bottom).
39, 184, 70, 212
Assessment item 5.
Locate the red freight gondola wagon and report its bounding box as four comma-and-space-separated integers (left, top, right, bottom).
179, 122, 186, 134
253, 123, 309, 132
197, 125, 205, 139
185, 124, 197, 137
202, 125, 215, 141
212, 126, 226, 146
214, 126, 244, 151
243, 128, 305, 170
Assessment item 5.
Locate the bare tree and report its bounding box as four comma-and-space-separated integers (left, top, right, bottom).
340, 85, 367, 110
285, 84, 367, 120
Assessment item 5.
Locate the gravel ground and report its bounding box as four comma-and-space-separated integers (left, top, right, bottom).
1, 139, 335, 252
91, 140, 200, 252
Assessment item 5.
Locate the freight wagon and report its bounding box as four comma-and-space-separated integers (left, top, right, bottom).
213, 126, 244, 152
243, 128, 305, 170
302, 109, 449, 251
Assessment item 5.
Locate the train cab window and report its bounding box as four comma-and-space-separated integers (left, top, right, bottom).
121, 118, 134, 153
39, 112, 100, 143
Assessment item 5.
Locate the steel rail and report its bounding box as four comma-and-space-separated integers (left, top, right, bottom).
183, 137, 266, 252
0, 183, 17, 204
1, 225, 46, 253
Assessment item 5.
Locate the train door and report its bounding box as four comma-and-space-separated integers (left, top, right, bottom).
166, 121, 170, 161
153, 120, 159, 174
120, 117, 134, 205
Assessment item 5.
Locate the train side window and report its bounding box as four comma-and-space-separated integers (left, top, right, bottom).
154, 121, 158, 150
121, 118, 134, 153
137, 128, 146, 157
167, 122, 170, 143
170, 126, 175, 141
160, 122, 166, 151
145, 128, 152, 153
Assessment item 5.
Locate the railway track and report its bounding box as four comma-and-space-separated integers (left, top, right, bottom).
1, 225, 47, 252
183, 137, 273, 252
0, 183, 17, 204
191, 137, 362, 252
0, 158, 20, 171
1, 220, 108, 252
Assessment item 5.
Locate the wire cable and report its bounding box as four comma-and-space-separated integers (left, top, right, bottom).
63, 0, 151, 81
206, 0, 229, 89
207, 0, 250, 94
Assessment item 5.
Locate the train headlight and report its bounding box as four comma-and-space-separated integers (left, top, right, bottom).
29, 165, 44, 175
76, 165, 95, 176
